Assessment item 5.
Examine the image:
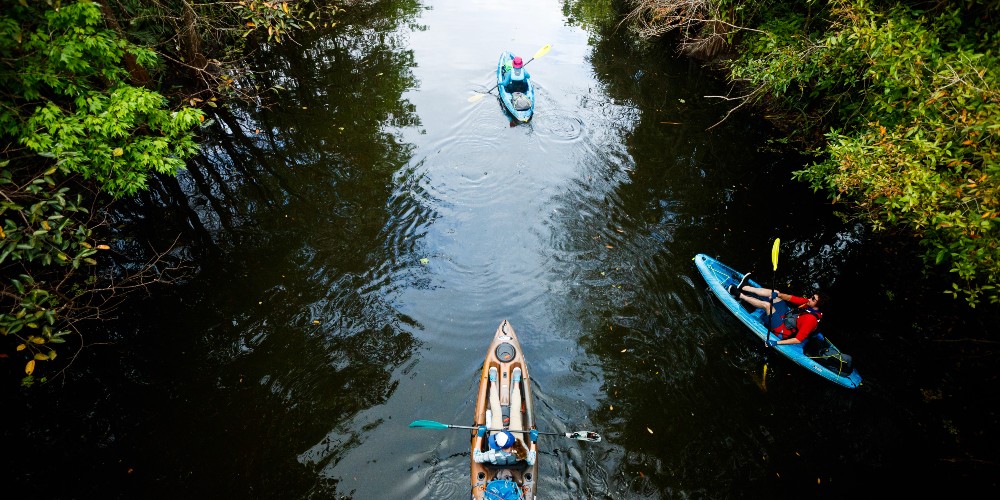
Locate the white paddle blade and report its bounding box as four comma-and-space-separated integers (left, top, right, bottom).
566, 431, 602, 442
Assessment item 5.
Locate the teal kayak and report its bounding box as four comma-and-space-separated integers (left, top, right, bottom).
694, 253, 862, 389
497, 51, 534, 123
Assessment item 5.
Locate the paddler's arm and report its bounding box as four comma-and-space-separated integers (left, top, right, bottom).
773, 337, 802, 345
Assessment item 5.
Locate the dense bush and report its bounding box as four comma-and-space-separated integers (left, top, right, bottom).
0, 2, 205, 384
627, 0, 999, 306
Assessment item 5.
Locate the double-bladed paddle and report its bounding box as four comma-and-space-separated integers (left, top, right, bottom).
761, 238, 780, 390
468, 44, 552, 103
408, 419, 602, 442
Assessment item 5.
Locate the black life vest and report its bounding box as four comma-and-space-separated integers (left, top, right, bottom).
782, 306, 822, 335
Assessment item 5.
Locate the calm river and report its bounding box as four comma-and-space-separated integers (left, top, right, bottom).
5, 0, 999, 498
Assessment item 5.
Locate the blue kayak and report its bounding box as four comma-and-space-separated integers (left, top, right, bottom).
497, 51, 534, 123
694, 253, 862, 389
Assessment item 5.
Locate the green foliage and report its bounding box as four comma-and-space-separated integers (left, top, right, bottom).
2, 1, 204, 197
1, 1, 204, 382
721, 0, 1000, 306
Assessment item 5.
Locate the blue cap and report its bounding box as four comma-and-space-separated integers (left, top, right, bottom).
488, 431, 516, 450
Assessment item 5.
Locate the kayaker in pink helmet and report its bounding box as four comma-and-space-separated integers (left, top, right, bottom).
502, 54, 531, 93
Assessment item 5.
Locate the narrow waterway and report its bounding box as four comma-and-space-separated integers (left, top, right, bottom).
5, 0, 999, 498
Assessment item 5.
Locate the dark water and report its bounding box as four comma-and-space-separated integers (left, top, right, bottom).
5, 0, 999, 498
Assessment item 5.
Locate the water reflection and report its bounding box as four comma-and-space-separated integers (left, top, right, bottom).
107, 2, 428, 497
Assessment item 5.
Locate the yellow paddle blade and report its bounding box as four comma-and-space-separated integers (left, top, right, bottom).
771, 238, 780, 271
533, 44, 552, 59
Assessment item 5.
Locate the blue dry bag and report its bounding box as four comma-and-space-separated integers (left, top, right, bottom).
484, 479, 523, 500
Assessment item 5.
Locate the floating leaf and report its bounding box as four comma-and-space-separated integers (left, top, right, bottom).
419, 258, 429, 265
646, 427, 653, 434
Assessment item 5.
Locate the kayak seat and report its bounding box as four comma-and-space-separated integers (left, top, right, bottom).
507, 80, 529, 94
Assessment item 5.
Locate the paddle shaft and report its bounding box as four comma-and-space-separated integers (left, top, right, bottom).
444, 423, 583, 438
766, 238, 780, 347
409, 420, 601, 442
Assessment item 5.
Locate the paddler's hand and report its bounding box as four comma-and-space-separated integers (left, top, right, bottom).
766, 340, 778, 347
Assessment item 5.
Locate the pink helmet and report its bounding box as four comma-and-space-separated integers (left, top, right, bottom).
512, 56, 523, 68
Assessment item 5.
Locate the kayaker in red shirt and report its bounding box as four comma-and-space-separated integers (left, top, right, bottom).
728, 276, 823, 345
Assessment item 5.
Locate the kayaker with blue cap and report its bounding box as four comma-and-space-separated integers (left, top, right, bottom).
474, 430, 520, 465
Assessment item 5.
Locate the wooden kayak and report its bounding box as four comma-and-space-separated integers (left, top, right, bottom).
470, 320, 538, 499
694, 253, 862, 389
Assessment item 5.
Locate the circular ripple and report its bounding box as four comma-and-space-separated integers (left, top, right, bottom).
532, 108, 587, 144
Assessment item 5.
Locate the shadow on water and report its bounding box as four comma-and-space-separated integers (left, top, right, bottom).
543, 8, 1000, 499
3, 2, 430, 499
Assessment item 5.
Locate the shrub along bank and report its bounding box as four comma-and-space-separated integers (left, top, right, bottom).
1, 1, 339, 385
627, 0, 999, 306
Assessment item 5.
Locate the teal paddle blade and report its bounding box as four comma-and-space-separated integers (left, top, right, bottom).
409, 420, 449, 430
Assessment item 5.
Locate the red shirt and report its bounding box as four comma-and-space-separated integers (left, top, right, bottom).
772, 295, 820, 342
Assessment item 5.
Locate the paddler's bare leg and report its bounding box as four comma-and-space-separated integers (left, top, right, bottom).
489, 366, 503, 428
509, 367, 523, 441
734, 285, 782, 315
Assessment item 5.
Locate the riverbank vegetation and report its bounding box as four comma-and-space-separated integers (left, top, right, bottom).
1, 0, 339, 385
625, 0, 999, 307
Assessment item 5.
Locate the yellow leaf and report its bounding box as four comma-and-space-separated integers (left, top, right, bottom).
610, 405, 614, 410
646, 427, 654, 434
282, 2, 289, 13
34, 352, 49, 361
80, 241, 93, 249
25, 359, 35, 375
113, 147, 124, 156
97, 244, 110, 250
16, 344, 26, 351
31, 337, 45, 344
49, 350, 57, 360
42, 221, 51, 230
0, 228, 5, 238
